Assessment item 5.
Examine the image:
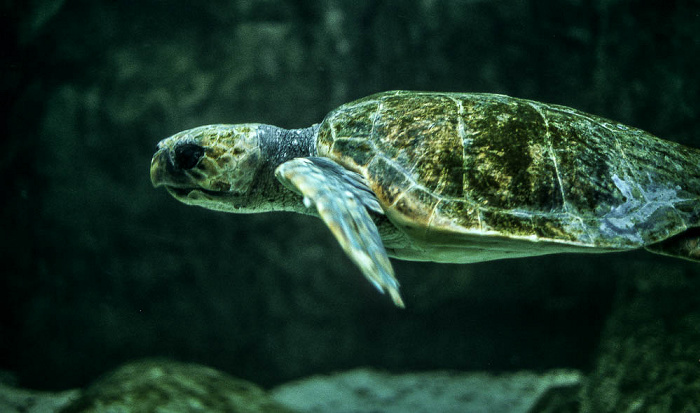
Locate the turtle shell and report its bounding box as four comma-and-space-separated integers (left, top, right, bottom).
316, 91, 700, 261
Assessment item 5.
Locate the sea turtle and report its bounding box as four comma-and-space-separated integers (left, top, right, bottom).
150, 90, 700, 307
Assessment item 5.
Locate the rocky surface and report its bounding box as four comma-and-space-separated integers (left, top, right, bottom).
0, 369, 78, 413
271, 368, 581, 413
529, 260, 700, 412
578, 261, 700, 412
1, 360, 296, 413
0, 360, 581, 413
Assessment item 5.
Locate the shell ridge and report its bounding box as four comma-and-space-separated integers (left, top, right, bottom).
448, 95, 476, 204
328, 111, 339, 155
528, 101, 598, 245
528, 102, 569, 212
425, 199, 442, 238
369, 100, 383, 149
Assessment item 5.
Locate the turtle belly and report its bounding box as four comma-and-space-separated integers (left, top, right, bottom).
380, 203, 629, 264
385, 233, 620, 264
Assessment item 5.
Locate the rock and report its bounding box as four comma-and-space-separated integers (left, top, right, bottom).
0, 363, 583, 413
527, 382, 581, 413
59, 359, 297, 413
270, 368, 581, 413
0, 383, 78, 413
578, 261, 700, 412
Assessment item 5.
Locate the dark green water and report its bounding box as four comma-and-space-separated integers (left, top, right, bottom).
2, 1, 699, 411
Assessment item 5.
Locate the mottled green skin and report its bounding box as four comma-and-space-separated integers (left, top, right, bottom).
316, 91, 700, 257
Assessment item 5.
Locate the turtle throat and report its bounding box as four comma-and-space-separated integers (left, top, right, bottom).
258, 123, 319, 166
250, 123, 320, 212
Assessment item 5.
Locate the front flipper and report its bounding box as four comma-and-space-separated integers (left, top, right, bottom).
275, 157, 405, 308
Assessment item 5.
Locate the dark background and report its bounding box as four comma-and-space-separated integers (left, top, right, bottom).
1, 0, 699, 392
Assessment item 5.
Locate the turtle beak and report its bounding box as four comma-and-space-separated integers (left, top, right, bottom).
150, 147, 170, 188
150, 146, 196, 189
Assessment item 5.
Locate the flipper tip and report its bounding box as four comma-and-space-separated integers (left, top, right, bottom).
389, 289, 406, 309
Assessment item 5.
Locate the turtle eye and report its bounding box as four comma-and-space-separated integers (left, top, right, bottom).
173, 143, 205, 170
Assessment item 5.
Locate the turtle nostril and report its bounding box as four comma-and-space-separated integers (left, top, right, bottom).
173, 143, 205, 170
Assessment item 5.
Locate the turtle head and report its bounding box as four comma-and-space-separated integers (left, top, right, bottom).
150, 124, 265, 212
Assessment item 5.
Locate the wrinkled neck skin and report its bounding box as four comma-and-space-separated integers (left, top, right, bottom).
249, 123, 319, 214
